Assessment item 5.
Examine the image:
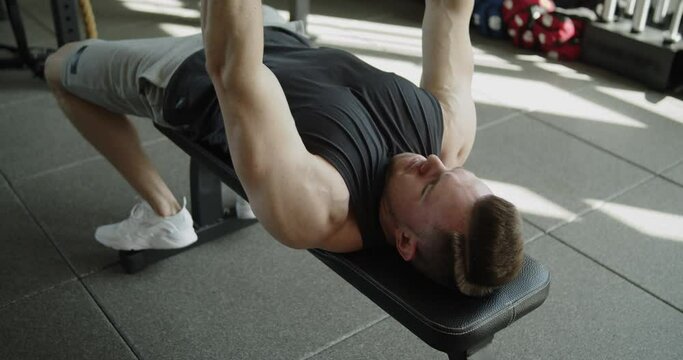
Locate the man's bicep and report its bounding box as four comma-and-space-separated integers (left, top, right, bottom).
213, 65, 308, 189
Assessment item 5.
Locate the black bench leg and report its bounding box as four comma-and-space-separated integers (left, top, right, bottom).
119, 160, 256, 273
447, 336, 494, 360
448, 352, 468, 360
448, 348, 493, 360
289, 0, 310, 22
191, 159, 224, 227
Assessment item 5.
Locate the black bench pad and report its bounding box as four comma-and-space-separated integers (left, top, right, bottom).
154, 124, 551, 356
310, 248, 549, 354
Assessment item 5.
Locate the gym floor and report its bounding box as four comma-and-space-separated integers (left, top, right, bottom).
1, 0, 682, 359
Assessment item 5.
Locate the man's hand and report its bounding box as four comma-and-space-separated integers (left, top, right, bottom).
427, 0, 475, 12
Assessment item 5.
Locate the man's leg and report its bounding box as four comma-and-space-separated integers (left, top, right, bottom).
44, 42, 180, 217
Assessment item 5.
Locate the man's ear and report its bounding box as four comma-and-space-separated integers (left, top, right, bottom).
395, 228, 417, 261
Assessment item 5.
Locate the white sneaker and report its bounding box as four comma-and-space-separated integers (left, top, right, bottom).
235, 196, 256, 220
95, 198, 198, 251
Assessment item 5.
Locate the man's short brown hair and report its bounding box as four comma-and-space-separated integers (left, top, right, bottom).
411, 195, 524, 297
453, 194, 524, 296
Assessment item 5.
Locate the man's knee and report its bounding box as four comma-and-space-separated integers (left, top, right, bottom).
44, 41, 86, 90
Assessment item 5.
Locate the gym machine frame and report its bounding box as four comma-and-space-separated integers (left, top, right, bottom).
0, 0, 81, 77
0, 0, 309, 77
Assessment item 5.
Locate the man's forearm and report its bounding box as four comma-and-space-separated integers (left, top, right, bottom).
201, 0, 264, 83
420, 0, 475, 97
421, 0, 477, 167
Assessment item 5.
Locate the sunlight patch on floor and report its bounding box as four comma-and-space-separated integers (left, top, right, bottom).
534, 89, 649, 128
307, 14, 422, 38
119, 0, 200, 18
534, 62, 593, 81
484, 179, 576, 221
514, 54, 546, 62
596, 86, 683, 125
473, 74, 649, 128
158, 23, 201, 37
276, 12, 425, 83
306, 14, 422, 58
585, 199, 683, 242
475, 52, 523, 72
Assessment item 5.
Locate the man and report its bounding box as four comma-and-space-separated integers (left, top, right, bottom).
45, 1, 523, 296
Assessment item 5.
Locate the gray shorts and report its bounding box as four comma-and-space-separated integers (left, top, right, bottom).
60, 6, 305, 127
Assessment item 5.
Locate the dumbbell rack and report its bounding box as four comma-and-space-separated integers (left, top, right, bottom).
582, 12, 682, 90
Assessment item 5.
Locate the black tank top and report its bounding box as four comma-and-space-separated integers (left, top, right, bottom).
163, 27, 444, 249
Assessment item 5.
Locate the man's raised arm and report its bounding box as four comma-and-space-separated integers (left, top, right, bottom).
201, 0, 297, 195
421, 0, 477, 165
199, 1, 355, 251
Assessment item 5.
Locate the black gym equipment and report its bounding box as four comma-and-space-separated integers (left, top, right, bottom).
289, 0, 310, 23
0, 0, 82, 78
583, 0, 683, 90
0, 0, 308, 78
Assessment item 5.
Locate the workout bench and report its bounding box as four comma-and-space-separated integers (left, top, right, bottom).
119, 124, 550, 359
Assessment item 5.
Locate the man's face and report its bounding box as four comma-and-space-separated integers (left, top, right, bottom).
383, 153, 493, 236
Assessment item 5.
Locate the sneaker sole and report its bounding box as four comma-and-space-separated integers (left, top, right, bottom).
95, 230, 198, 251
149, 229, 198, 250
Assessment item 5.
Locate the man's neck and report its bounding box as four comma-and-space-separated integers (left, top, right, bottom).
378, 199, 397, 247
